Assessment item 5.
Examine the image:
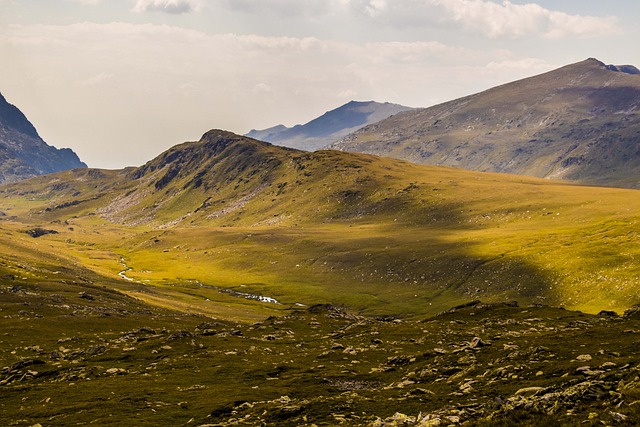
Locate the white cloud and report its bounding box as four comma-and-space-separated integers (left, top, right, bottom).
253, 83, 274, 94
208, 1, 618, 40
346, 0, 618, 39
78, 72, 114, 86
543, 9, 619, 39
69, 0, 102, 4
132, 0, 203, 14
221, 0, 331, 17
486, 57, 551, 72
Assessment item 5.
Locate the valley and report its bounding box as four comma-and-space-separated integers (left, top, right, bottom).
2, 130, 640, 321
1, 61, 640, 425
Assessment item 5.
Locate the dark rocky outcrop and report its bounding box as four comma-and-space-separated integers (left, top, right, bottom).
24, 228, 59, 238
0, 92, 86, 184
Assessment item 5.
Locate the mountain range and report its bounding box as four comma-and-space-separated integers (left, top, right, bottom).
246, 100, 412, 151
4, 57, 639, 190
332, 59, 640, 188
2, 58, 640, 318
0, 92, 86, 184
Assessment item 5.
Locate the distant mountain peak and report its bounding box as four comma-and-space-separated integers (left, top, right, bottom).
583, 58, 640, 75
344, 100, 375, 107
245, 100, 413, 151
245, 125, 287, 140
201, 129, 248, 143
605, 64, 640, 75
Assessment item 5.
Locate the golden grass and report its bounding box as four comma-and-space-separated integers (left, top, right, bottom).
2, 141, 640, 321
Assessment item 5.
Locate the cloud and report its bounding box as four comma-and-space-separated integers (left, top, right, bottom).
221, 0, 331, 17
0, 22, 557, 168
486, 57, 552, 72
346, 0, 618, 39
78, 72, 114, 86
207, 1, 618, 41
132, 0, 203, 14
69, 0, 102, 4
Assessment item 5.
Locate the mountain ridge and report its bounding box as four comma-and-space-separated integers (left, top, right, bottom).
0, 92, 40, 139
0, 92, 87, 184
246, 100, 413, 151
331, 58, 640, 188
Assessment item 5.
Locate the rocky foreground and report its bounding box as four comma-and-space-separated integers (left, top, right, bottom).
1, 280, 640, 426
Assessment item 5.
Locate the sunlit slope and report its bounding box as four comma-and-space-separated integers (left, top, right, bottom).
2, 130, 640, 318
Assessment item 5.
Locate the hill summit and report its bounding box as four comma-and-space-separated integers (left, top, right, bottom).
246, 100, 413, 151
332, 58, 640, 188
0, 92, 86, 184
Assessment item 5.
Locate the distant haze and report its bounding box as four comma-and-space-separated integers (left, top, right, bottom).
0, 1, 638, 169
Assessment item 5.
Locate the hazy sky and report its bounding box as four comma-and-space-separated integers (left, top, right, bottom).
1, 0, 638, 169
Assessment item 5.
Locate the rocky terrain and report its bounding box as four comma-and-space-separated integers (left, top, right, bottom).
0, 92, 86, 184
247, 101, 412, 151
332, 59, 640, 189
2, 279, 640, 426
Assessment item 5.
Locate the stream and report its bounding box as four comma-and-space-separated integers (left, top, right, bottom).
118, 258, 135, 282
199, 282, 282, 305
118, 258, 284, 305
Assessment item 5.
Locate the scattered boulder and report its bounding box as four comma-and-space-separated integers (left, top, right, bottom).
598, 310, 618, 317
515, 386, 545, 396
2, 359, 45, 374
78, 292, 95, 301
25, 228, 58, 238
576, 366, 605, 376
469, 337, 490, 349
167, 331, 193, 341
386, 355, 413, 366
85, 345, 107, 356
611, 411, 628, 423
623, 305, 640, 319
105, 368, 127, 376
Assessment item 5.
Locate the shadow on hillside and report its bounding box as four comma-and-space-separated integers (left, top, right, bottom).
246, 195, 563, 316
310, 230, 558, 314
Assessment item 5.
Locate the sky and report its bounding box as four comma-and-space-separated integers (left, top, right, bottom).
0, 0, 638, 169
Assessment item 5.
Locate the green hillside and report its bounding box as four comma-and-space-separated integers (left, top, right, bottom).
2, 130, 640, 321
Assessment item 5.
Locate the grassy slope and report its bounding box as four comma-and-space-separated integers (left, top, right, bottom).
2, 135, 639, 319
